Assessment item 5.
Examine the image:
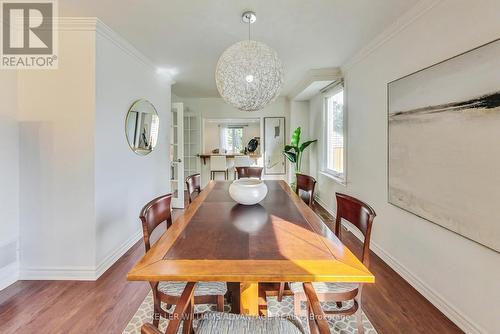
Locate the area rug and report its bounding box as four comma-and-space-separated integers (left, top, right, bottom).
123, 291, 377, 333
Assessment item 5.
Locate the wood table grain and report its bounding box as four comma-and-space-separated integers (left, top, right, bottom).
128, 181, 374, 315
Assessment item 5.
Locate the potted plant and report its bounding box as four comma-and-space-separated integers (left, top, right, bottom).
283, 127, 317, 184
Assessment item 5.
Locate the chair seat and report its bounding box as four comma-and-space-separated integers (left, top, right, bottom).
158, 281, 227, 297
196, 312, 306, 334
290, 281, 358, 294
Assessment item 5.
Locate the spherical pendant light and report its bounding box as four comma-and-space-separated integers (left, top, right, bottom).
215, 12, 284, 112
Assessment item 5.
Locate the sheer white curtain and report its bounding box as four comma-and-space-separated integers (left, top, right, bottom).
219, 124, 228, 152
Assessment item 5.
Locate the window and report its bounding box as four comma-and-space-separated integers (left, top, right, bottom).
222, 127, 244, 153
323, 87, 346, 182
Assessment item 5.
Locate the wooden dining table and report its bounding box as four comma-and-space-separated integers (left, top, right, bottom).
127, 180, 374, 315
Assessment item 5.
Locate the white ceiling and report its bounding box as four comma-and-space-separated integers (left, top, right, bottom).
60, 0, 419, 98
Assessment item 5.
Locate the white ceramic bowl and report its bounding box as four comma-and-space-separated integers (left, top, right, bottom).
229, 179, 268, 205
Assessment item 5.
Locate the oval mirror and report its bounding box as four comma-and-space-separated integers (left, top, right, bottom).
125, 99, 160, 155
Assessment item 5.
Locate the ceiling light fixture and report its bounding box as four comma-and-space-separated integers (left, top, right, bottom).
215, 11, 284, 112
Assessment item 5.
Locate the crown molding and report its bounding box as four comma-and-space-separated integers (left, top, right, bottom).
288, 67, 342, 101
342, 0, 442, 72
95, 19, 157, 72
54, 17, 174, 83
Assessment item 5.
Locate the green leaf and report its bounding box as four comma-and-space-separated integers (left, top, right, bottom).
299, 139, 317, 152
290, 127, 301, 147
284, 145, 299, 153
282, 151, 297, 163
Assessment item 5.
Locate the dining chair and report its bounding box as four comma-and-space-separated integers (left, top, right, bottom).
287, 193, 376, 334
235, 166, 263, 180
277, 173, 317, 302
140, 282, 332, 334
295, 173, 317, 207
210, 155, 229, 180
233, 155, 251, 179
139, 194, 227, 328
185, 173, 201, 204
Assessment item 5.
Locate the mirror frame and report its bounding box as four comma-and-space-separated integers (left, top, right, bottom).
125, 99, 160, 156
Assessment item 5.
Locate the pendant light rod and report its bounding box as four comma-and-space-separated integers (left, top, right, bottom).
241, 11, 256, 40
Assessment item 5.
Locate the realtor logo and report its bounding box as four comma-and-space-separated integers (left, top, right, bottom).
1, 0, 58, 69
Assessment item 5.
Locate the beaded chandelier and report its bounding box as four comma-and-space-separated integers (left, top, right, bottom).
215, 11, 284, 112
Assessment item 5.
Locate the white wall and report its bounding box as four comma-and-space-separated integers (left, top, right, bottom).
13, 19, 173, 281
289, 100, 311, 178
17, 29, 97, 274
95, 29, 171, 268
202, 121, 219, 153
310, 1, 500, 333
0, 72, 19, 289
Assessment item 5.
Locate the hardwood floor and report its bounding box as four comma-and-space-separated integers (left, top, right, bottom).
0, 204, 463, 334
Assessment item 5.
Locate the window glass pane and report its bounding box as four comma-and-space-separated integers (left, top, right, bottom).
234, 128, 243, 152
224, 128, 232, 151
223, 127, 244, 153
326, 90, 344, 176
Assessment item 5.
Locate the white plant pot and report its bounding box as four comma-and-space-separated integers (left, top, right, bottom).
229, 179, 268, 205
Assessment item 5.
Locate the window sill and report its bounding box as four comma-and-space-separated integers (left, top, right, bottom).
320, 171, 347, 186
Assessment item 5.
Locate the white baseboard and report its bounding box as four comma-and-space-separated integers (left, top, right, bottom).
19, 265, 97, 280
0, 262, 19, 291
19, 230, 142, 281
314, 195, 485, 334
94, 230, 142, 279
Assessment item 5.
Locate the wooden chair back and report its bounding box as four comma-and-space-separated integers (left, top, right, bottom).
334, 193, 376, 267
139, 194, 173, 252
296, 173, 316, 207
185, 173, 201, 204
236, 166, 263, 180
141, 282, 331, 334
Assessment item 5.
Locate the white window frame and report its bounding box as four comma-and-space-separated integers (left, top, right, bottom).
321, 83, 347, 184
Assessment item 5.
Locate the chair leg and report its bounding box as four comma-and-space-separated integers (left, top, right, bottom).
307, 301, 319, 334
355, 290, 364, 334
277, 282, 285, 302
182, 295, 195, 334
152, 295, 160, 328
216, 295, 224, 312
294, 292, 304, 317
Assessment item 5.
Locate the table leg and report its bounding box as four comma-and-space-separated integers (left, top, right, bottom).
226, 282, 240, 314
240, 282, 259, 315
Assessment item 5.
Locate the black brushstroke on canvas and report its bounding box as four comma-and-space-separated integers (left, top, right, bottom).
390, 91, 500, 117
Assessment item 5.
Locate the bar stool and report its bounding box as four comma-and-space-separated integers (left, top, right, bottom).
210, 155, 229, 180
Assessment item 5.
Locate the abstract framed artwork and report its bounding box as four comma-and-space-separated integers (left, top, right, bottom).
264, 117, 286, 175
388, 39, 500, 253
